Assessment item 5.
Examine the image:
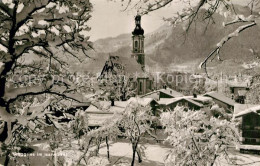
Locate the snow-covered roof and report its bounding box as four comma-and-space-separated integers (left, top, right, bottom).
85, 97, 157, 126
140, 91, 160, 100
140, 88, 183, 99
234, 104, 256, 116
238, 144, 260, 151
180, 95, 212, 104
184, 98, 204, 107
191, 74, 205, 79
158, 98, 176, 105
234, 104, 260, 118
127, 97, 158, 106
159, 88, 184, 98
85, 101, 127, 126
86, 101, 127, 113
204, 91, 236, 106
192, 96, 212, 103
99, 55, 145, 78
87, 112, 115, 126
158, 97, 203, 108
228, 82, 248, 88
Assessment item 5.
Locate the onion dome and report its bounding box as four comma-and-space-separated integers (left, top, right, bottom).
132, 14, 144, 35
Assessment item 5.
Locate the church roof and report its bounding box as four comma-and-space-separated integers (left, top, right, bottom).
132, 26, 144, 36
99, 55, 145, 78
132, 14, 144, 36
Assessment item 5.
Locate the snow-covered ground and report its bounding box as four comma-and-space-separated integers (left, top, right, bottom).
3, 141, 259, 166
99, 142, 260, 166
99, 142, 170, 163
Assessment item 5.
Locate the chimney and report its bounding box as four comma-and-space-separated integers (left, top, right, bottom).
170, 90, 172, 94
193, 93, 197, 98
111, 99, 115, 106
157, 91, 160, 101
164, 85, 167, 89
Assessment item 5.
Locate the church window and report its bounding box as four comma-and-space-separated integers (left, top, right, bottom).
139, 81, 142, 92
135, 41, 138, 48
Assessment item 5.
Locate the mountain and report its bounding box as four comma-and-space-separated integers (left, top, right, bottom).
94, 34, 132, 53
85, 5, 260, 75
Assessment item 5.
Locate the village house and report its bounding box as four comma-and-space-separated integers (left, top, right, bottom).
229, 83, 249, 104
85, 97, 159, 128
157, 95, 212, 111
204, 91, 236, 113
234, 104, 260, 153
140, 87, 184, 100
158, 97, 203, 111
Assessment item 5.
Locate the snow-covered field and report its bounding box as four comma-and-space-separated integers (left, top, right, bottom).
99, 142, 260, 166
1, 141, 260, 166
99, 142, 169, 164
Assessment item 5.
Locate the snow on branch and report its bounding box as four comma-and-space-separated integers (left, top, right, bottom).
224, 15, 257, 26
4, 83, 53, 101
0, 97, 54, 144
0, 61, 4, 74
200, 21, 257, 76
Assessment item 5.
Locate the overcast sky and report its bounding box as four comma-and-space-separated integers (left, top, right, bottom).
88, 0, 183, 41
87, 0, 250, 41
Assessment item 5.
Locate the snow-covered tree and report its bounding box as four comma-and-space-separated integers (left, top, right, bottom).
0, 0, 92, 165
70, 109, 89, 146
98, 56, 137, 101
75, 112, 121, 165
246, 74, 260, 104
98, 74, 135, 101
160, 106, 239, 166
119, 99, 155, 166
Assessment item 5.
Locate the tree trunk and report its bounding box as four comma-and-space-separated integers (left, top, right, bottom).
4, 150, 10, 166
131, 144, 136, 166
77, 137, 93, 165
0, 60, 15, 143
0, 122, 8, 142
131, 141, 139, 166
210, 153, 217, 166
136, 148, 142, 163
106, 136, 110, 160
95, 138, 101, 156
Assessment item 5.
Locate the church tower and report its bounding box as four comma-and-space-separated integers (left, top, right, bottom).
131, 14, 145, 70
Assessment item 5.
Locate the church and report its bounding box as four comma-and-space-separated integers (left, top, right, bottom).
99, 14, 154, 97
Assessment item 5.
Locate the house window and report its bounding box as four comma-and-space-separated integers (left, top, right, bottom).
149, 81, 152, 90
231, 88, 234, 93
245, 138, 256, 144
